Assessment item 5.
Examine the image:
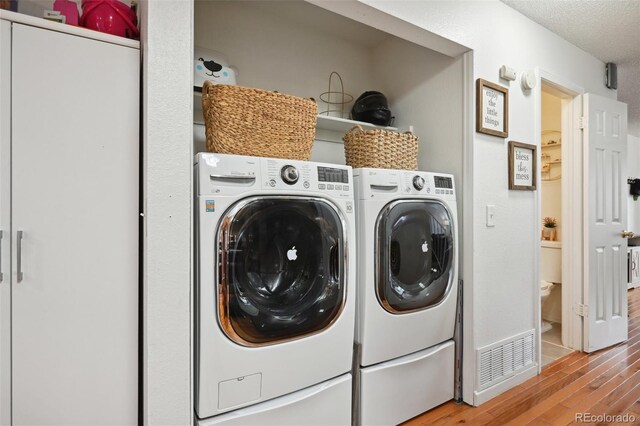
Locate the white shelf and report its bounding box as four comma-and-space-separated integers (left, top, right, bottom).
194, 92, 405, 144
316, 115, 398, 133
195, 93, 398, 130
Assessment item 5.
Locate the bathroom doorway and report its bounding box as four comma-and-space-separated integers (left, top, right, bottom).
536, 71, 631, 368
539, 82, 576, 366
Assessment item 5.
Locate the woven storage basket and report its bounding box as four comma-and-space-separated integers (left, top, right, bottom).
343, 125, 418, 170
201, 81, 317, 160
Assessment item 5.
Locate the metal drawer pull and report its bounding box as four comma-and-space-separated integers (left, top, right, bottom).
210, 174, 256, 182
370, 184, 398, 191
17, 230, 23, 283
0, 230, 3, 283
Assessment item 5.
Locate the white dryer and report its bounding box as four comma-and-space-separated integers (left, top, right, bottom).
353, 168, 459, 426
195, 153, 356, 425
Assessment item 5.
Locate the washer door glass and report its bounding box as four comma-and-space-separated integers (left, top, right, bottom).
218, 197, 345, 346
377, 201, 454, 313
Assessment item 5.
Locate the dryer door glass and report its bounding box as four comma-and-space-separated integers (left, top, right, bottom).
377, 200, 454, 313
218, 197, 345, 346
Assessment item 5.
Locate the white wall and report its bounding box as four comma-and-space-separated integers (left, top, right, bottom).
373, 37, 463, 178
312, 0, 616, 404
628, 135, 640, 233
194, 1, 377, 111
194, 0, 380, 163
140, 0, 193, 425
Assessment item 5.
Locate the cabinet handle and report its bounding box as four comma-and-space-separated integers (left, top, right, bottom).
210, 174, 256, 182
0, 230, 3, 283
17, 230, 23, 283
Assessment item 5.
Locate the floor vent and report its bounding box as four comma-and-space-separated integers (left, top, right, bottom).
477, 329, 535, 391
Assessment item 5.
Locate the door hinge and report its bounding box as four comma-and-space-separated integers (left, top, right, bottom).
575, 303, 588, 317
579, 116, 587, 130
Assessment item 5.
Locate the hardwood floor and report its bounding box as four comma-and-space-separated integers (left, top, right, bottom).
405, 288, 640, 425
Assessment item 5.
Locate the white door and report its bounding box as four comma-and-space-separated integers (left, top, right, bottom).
11, 24, 139, 424
584, 93, 628, 353
0, 19, 11, 426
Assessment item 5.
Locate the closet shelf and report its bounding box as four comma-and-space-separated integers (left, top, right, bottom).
542, 142, 561, 148
194, 91, 404, 144
315, 116, 402, 144
316, 115, 398, 133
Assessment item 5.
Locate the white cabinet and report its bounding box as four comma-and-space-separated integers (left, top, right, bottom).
0, 18, 139, 425
0, 18, 11, 426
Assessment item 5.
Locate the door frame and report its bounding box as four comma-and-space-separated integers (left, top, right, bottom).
534, 68, 585, 372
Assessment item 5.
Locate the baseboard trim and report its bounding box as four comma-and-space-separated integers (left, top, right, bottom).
472, 364, 538, 406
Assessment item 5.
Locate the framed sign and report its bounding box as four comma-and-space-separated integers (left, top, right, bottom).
508, 141, 536, 190
476, 79, 509, 138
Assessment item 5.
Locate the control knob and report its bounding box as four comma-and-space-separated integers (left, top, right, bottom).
412, 175, 425, 190
281, 165, 299, 185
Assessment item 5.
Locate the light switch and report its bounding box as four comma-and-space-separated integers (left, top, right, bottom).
486, 205, 495, 227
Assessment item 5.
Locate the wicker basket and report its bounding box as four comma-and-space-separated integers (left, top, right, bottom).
201, 81, 317, 160
343, 125, 418, 170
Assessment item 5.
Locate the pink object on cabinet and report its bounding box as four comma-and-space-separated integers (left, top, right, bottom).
53, 0, 79, 26
80, 0, 139, 40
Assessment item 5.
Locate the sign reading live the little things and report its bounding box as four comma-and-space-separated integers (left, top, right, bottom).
476, 79, 509, 138
508, 141, 537, 191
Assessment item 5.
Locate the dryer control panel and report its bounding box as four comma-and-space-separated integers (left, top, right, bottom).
195, 153, 353, 199
353, 168, 455, 201
400, 172, 455, 198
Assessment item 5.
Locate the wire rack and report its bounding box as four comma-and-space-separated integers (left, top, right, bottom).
319, 72, 353, 118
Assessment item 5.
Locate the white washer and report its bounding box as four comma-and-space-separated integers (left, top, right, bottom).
195, 153, 356, 425
353, 168, 459, 425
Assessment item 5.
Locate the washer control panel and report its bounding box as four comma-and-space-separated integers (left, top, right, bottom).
262, 158, 352, 197
318, 166, 349, 184
412, 175, 425, 190
196, 153, 353, 197
432, 175, 455, 196
280, 165, 300, 185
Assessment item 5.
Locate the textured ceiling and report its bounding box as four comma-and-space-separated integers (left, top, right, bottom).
501, 0, 640, 136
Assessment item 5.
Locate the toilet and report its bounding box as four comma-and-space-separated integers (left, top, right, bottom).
540, 280, 555, 332
541, 241, 561, 333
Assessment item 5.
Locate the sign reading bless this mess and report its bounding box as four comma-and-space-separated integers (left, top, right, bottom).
482, 87, 504, 132
513, 146, 533, 186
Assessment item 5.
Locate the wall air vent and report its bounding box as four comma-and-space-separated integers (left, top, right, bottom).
476, 329, 535, 391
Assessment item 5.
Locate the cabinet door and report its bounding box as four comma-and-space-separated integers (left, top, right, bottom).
11, 24, 139, 425
0, 19, 11, 426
